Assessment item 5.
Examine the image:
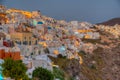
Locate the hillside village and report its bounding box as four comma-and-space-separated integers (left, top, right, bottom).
0, 5, 120, 80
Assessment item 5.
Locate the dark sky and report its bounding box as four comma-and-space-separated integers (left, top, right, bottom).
0, 0, 3, 4
1, 0, 120, 23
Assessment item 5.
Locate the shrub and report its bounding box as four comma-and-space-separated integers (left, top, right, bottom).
32, 67, 54, 80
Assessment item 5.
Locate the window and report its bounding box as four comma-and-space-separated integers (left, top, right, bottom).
35, 40, 37, 45
23, 41, 28, 45
29, 41, 31, 45
15, 40, 21, 45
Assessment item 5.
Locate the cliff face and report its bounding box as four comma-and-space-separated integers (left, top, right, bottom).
79, 46, 120, 80
97, 18, 120, 26
78, 29, 120, 80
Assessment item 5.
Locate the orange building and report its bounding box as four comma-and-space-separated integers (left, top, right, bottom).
0, 49, 5, 59
0, 49, 20, 60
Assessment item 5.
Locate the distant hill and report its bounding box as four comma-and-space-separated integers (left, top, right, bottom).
97, 18, 120, 26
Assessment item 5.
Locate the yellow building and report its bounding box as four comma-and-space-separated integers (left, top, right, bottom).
74, 41, 80, 47
77, 29, 92, 33
10, 32, 38, 45
39, 42, 47, 48
53, 50, 59, 55
6, 9, 32, 18
32, 11, 41, 18
79, 55, 83, 64
0, 13, 8, 24
84, 34, 91, 39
